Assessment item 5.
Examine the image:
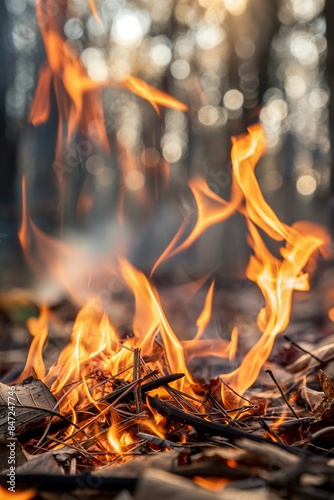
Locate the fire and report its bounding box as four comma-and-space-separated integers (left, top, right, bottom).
151, 176, 243, 273
328, 307, 334, 322
30, 0, 187, 163
219, 125, 329, 400
16, 304, 49, 382
18, 6, 330, 450
5, 0, 333, 486
44, 299, 131, 410
124, 76, 188, 114
119, 257, 197, 395
194, 280, 215, 343
88, 0, 103, 25
18, 123, 329, 418
0, 488, 35, 500
141, 418, 166, 439
107, 421, 123, 455
193, 477, 230, 492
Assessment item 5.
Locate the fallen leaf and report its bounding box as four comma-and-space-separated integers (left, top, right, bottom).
0, 377, 57, 435
286, 343, 334, 374
318, 369, 334, 403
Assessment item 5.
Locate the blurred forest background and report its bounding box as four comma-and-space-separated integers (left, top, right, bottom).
0, 0, 333, 285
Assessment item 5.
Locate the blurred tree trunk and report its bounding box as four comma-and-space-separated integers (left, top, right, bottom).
0, 3, 16, 207
226, 0, 279, 129
324, 2, 334, 195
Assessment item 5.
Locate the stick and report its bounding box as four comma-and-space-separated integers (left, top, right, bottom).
147, 396, 302, 454
284, 336, 323, 364
133, 348, 142, 415
265, 369, 299, 419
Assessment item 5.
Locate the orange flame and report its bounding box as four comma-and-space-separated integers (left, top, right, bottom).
30, 0, 187, 162
119, 257, 196, 395
107, 421, 123, 454
193, 477, 230, 492
44, 299, 125, 409
151, 176, 243, 273
0, 488, 35, 500
220, 125, 329, 399
141, 418, 166, 439
124, 76, 188, 114
329, 307, 334, 322
88, 0, 103, 25
16, 304, 49, 382
18, 123, 329, 423
194, 280, 215, 342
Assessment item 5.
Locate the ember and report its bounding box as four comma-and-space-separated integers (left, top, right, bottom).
1, 1, 334, 499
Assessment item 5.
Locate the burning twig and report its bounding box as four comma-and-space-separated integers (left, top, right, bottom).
138, 432, 187, 452
147, 395, 300, 452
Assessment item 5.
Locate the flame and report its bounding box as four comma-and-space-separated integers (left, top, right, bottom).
18, 121, 329, 445
66, 406, 78, 438
220, 125, 329, 399
271, 409, 287, 431
119, 257, 196, 395
30, 0, 187, 162
44, 299, 127, 409
142, 418, 166, 439
124, 76, 188, 114
0, 488, 35, 500
193, 477, 230, 492
16, 304, 49, 382
88, 0, 103, 25
151, 176, 243, 273
107, 421, 122, 454
194, 280, 215, 342
146, 395, 167, 427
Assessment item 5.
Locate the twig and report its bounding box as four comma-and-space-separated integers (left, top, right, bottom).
147, 395, 302, 453
284, 335, 323, 364
137, 432, 187, 451
256, 413, 282, 442
133, 348, 142, 415
265, 369, 299, 419
204, 392, 233, 422
220, 378, 257, 407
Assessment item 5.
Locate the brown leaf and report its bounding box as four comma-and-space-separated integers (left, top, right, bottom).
286, 343, 334, 374
0, 377, 57, 435
318, 369, 334, 403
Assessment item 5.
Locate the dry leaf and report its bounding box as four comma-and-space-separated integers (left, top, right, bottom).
0, 377, 57, 435
318, 369, 334, 403
286, 343, 334, 374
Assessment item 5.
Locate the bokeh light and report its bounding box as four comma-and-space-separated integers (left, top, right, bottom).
3, 0, 331, 214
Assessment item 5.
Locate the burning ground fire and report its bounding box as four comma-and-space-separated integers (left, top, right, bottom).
2, 1, 334, 499
17, 123, 329, 410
